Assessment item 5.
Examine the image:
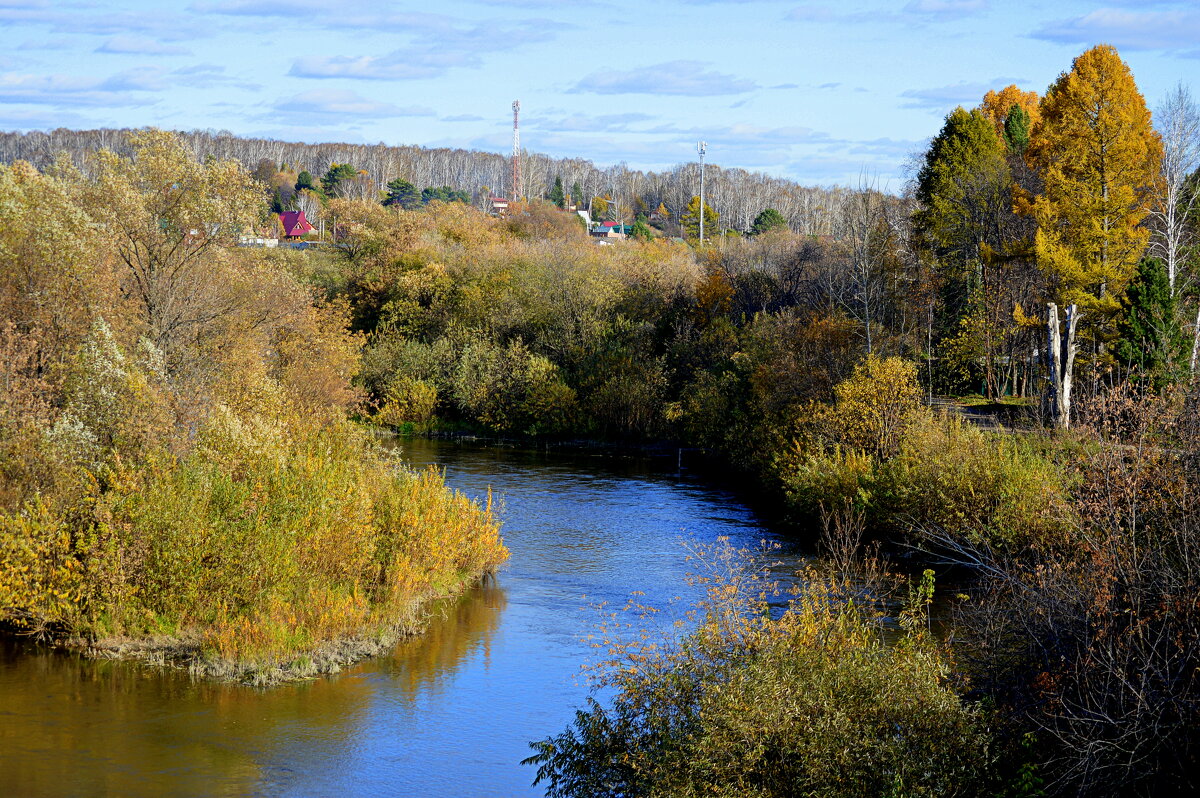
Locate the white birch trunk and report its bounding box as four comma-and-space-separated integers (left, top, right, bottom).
1047, 302, 1081, 429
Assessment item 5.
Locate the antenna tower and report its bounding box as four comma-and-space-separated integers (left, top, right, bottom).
511, 100, 522, 202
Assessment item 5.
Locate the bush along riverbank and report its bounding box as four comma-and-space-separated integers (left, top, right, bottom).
0, 135, 505, 684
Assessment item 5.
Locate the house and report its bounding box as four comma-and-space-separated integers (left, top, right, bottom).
590, 221, 630, 239
489, 197, 510, 216
279, 210, 314, 239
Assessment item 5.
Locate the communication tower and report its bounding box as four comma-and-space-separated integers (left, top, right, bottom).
512, 100, 522, 202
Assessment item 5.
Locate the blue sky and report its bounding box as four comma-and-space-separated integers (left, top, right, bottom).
1, 0, 1197, 187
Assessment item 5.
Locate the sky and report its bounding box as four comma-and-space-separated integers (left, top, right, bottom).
0, 0, 1197, 188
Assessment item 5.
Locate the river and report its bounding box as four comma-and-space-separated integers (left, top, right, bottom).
0, 438, 804, 797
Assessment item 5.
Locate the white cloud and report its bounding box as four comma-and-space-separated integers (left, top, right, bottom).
573, 61, 757, 96
274, 89, 436, 118
96, 35, 192, 56
900, 78, 1026, 111
1032, 8, 1200, 51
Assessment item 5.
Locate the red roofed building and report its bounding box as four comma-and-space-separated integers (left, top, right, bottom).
279, 210, 314, 239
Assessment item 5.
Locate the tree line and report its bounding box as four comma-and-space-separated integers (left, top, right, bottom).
0, 127, 868, 238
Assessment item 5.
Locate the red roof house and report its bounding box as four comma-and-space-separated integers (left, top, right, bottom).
279, 210, 314, 239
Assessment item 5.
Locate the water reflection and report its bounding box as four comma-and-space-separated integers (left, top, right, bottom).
1, 438, 802, 797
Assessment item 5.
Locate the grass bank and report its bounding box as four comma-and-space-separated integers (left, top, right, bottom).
0, 418, 507, 685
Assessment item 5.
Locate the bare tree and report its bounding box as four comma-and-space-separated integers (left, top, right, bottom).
1151, 83, 1200, 295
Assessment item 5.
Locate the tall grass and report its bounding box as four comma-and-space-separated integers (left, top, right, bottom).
0, 414, 506, 668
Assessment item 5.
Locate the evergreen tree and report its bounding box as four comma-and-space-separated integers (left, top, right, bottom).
750, 208, 787, 236
1002, 104, 1031, 155
321, 163, 358, 197
571, 181, 583, 207
1114, 257, 1187, 388
549, 177, 565, 207
383, 178, 419, 208
294, 170, 316, 193
631, 218, 653, 241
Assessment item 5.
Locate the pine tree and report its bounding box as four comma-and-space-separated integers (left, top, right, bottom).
549, 177, 565, 207
749, 208, 787, 235
1114, 257, 1187, 388
1002, 105, 1031, 155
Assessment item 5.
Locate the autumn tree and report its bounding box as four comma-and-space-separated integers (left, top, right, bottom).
680, 195, 719, 241
1030, 45, 1163, 358
915, 107, 1020, 396
1149, 82, 1200, 294
978, 84, 1040, 144
82, 130, 264, 366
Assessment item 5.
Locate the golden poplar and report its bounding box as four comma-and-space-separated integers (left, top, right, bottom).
1029, 45, 1163, 322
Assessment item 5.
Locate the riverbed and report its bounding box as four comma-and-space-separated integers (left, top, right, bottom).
0, 438, 803, 797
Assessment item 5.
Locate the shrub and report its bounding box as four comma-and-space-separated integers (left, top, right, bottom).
526, 542, 994, 797
875, 414, 1074, 549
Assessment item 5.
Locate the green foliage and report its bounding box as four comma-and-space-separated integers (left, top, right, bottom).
873, 413, 1073, 549
630, 218, 653, 241
321, 163, 358, 197
549, 176, 565, 207
1114, 256, 1187, 389
1003, 104, 1031, 154
294, 170, 316, 193
383, 178, 420, 209
749, 207, 787, 236
680, 196, 719, 240
421, 186, 470, 204
915, 106, 1011, 268
526, 542, 994, 797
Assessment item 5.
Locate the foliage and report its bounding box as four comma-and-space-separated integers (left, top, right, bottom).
525, 541, 995, 797
680, 195, 719, 240
82, 129, 266, 366
749, 207, 787, 236
978, 85, 1040, 144
815, 354, 925, 458
421, 186, 470, 204
383, 177, 420, 209
0, 132, 507, 673
1113, 257, 1187, 388
548, 176, 565, 208
874, 413, 1073, 549
956, 387, 1200, 795
1030, 45, 1163, 328
321, 162, 359, 197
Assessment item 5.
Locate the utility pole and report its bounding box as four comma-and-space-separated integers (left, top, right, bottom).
511, 100, 522, 203
697, 140, 707, 244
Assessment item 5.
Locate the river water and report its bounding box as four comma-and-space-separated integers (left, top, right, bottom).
0, 439, 803, 797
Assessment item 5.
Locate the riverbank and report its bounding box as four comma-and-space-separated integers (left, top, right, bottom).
64, 576, 496, 686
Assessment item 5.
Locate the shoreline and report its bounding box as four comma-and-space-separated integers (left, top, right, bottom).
26, 573, 497, 688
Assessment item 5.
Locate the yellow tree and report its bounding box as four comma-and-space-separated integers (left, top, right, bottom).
82, 129, 265, 365
1030, 46, 1163, 335
978, 84, 1041, 144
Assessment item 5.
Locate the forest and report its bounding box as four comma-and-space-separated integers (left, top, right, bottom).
2, 43, 1200, 795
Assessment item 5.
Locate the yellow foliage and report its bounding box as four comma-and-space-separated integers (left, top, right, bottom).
820, 354, 926, 457
1030, 45, 1163, 317
978, 84, 1040, 141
